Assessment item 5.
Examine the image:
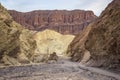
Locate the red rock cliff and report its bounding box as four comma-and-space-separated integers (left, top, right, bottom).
9, 10, 97, 34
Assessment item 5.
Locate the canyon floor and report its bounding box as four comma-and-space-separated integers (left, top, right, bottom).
0, 56, 120, 80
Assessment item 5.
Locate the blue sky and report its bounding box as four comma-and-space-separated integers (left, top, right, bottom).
0, 0, 112, 16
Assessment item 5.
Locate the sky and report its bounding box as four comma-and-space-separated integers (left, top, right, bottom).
0, 0, 113, 16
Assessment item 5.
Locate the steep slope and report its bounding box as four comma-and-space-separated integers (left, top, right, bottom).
17, 29, 37, 63
0, 3, 22, 65
0, 3, 37, 66
67, 0, 120, 68
9, 10, 97, 34
67, 24, 93, 62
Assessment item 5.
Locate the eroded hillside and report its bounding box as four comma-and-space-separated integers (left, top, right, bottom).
34, 29, 74, 54
67, 0, 120, 69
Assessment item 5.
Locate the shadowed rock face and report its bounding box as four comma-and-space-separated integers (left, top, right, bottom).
0, 3, 22, 65
9, 10, 97, 34
0, 3, 38, 65
67, 0, 120, 68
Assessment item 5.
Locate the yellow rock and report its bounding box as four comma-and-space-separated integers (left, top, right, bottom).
33, 29, 75, 55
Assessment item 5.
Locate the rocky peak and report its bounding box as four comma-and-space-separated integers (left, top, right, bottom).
9, 10, 97, 34
100, 0, 120, 17
0, 3, 11, 20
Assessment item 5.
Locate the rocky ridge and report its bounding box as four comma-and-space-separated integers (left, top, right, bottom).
67, 0, 120, 69
0, 3, 22, 65
9, 10, 97, 34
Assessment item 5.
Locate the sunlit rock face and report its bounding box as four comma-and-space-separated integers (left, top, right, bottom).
18, 29, 74, 63
33, 29, 74, 55
67, 0, 120, 68
9, 10, 97, 35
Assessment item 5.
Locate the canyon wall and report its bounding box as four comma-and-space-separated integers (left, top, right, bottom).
67, 0, 120, 68
0, 3, 22, 65
0, 3, 75, 65
9, 10, 97, 34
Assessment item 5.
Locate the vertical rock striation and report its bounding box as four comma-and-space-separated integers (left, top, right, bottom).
9, 10, 97, 34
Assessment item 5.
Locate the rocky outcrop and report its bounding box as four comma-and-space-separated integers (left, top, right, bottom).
67, 0, 120, 68
18, 29, 37, 63
0, 3, 37, 66
0, 3, 22, 65
67, 24, 93, 62
32, 29, 74, 63
9, 10, 97, 34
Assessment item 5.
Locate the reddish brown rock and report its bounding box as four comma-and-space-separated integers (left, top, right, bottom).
9, 10, 97, 34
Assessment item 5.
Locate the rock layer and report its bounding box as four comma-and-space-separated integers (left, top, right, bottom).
9, 10, 97, 34
67, 0, 120, 68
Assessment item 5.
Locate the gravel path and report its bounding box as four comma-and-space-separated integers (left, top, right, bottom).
0, 56, 119, 80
